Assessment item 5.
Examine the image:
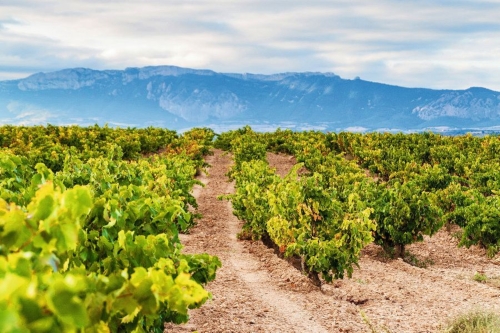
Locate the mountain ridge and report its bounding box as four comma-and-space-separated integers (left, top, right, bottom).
1, 65, 500, 132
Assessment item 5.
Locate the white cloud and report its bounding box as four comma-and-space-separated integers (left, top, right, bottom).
1, 1, 500, 90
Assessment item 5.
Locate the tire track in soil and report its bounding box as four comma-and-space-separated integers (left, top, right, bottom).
165, 150, 330, 333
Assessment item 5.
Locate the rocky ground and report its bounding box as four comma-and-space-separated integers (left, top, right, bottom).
165, 150, 500, 333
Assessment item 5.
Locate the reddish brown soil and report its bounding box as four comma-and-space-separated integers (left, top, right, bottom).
165, 150, 500, 333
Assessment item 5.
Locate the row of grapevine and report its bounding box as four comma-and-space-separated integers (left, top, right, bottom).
0, 126, 220, 332
222, 129, 375, 284
220, 127, 500, 285
331, 131, 500, 256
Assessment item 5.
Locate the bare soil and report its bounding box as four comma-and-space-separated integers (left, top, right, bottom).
165, 150, 500, 333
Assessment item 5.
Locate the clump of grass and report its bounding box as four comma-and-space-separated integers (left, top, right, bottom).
442, 310, 500, 333
472, 272, 500, 289
473, 272, 488, 283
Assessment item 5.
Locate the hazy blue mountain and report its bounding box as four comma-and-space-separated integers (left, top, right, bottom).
1, 66, 500, 133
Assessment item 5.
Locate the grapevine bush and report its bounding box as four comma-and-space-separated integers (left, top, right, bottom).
0, 125, 221, 332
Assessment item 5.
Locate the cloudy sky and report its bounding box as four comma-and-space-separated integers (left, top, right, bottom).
1, 0, 500, 90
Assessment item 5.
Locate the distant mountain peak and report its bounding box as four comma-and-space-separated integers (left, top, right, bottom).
17, 67, 115, 91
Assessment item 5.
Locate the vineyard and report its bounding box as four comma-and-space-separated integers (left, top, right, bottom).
1, 125, 500, 332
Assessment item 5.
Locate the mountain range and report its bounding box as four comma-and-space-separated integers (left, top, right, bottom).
1, 65, 500, 133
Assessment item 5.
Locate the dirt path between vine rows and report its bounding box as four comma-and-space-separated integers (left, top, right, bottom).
165, 150, 500, 333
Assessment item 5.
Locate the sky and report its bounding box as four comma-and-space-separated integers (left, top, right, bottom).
1, 0, 500, 90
